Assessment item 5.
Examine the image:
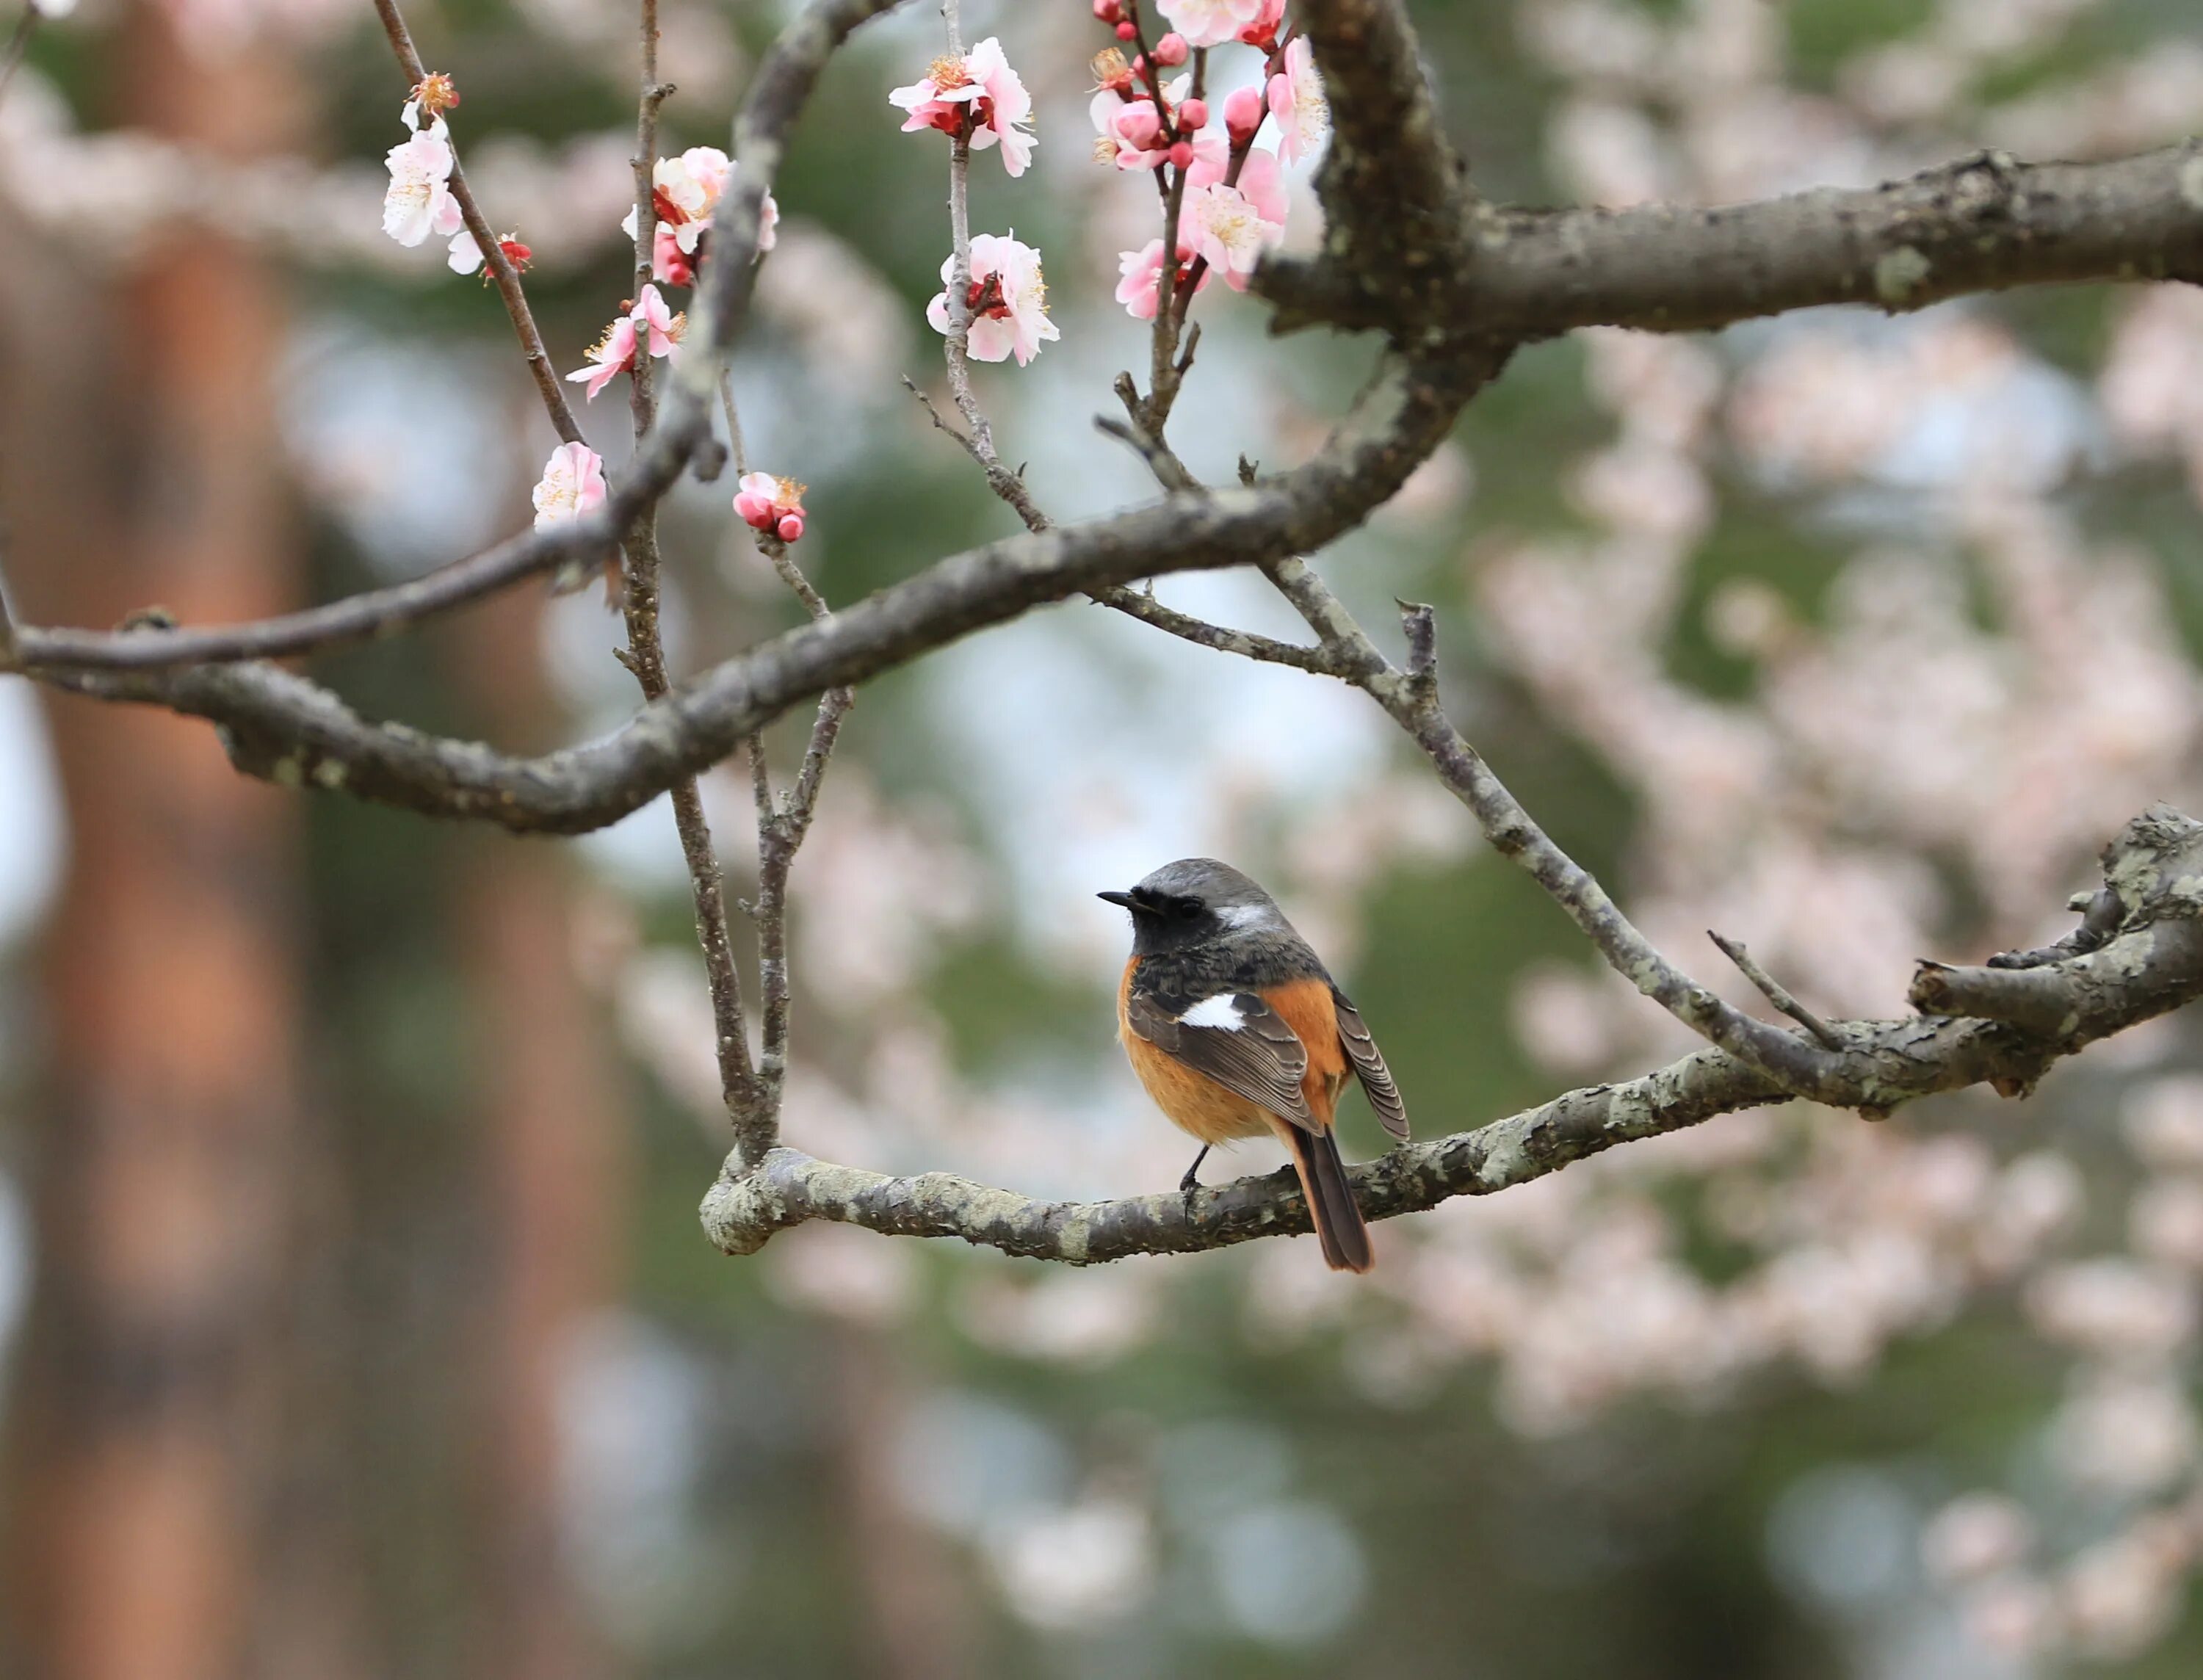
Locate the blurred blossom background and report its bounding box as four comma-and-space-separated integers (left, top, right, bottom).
3, 0, 2203, 1675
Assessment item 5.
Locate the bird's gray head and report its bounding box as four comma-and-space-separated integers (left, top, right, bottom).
1098, 858, 1291, 957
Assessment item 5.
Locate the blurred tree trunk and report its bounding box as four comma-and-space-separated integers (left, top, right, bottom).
453, 583, 631, 1680
0, 9, 357, 1679
832, 1329, 974, 1680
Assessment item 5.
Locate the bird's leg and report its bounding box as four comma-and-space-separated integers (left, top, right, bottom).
1179, 1145, 1211, 1198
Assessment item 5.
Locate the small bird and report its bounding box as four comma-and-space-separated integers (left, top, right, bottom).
1100, 858, 1409, 1272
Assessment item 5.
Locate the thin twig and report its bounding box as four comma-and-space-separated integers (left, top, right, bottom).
609, 0, 763, 1156
0, 7, 37, 106
369, 0, 584, 448
1096, 410, 1201, 493
718, 368, 750, 476
728, 348, 850, 1098
1708, 932, 1845, 1049
0, 516, 19, 666
901, 378, 1049, 533
936, 0, 999, 467
627, 0, 673, 435
10, 514, 618, 670
1090, 586, 1342, 673
752, 684, 851, 1098
1251, 559, 1852, 1104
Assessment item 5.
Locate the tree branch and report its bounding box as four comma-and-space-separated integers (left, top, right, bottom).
4, 514, 618, 673
701, 806, 2203, 1261
33, 348, 1492, 830
1265, 142, 2203, 339
370, 0, 585, 446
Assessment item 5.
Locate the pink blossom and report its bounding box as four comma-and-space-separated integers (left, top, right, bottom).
925, 233, 1058, 366
646, 184, 777, 282
1267, 37, 1330, 163
1156, 0, 1265, 50
382, 128, 465, 248
530, 443, 608, 529
1183, 178, 1285, 290
1239, 0, 1286, 48
446, 228, 534, 277
615, 149, 773, 283
1092, 87, 1229, 174
889, 37, 1035, 176
1114, 239, 1210, 320
621, 147, 737, 258
564, 285, 683, 401
650, 223, 692, 286
1190, 144, 1287, 225
734, 471, 808, 542
1090, 91, 1170, 170
1223, 84, 1266, 143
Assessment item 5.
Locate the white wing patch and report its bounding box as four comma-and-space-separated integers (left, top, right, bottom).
1181, 993, 1247, 1031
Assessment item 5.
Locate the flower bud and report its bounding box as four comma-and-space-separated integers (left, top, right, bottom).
777, 514, 805, 543
1178, 97, 1208, 131
1223, 84, 1265, 142
1151, 32, 1188, 66
734, 492, 770, 527
1115, 20, 1137, 40
1168, 140, 1194, 170
1091, 0, 1121, 20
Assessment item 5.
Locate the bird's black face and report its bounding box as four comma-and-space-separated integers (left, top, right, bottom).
1097, 884, 1227, 956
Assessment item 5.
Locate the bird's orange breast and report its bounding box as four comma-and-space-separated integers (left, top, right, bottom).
1117, 960, 1348, 1145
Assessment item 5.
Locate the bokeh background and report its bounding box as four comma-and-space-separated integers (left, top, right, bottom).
5, 0, 2203, 1674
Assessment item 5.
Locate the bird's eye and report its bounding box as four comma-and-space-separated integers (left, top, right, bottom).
1174, 897, 1204, 920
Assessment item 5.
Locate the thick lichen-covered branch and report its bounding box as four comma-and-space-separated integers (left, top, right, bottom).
702, 807, 2203, 1262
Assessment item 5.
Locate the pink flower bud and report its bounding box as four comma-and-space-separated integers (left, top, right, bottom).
1122, 106, 1163, 149
734, 492, 770, 526
1091, 0, 1119, 19
777, 513, 804, 542
1178, 97, 1208, 131
1223, 84, 1264, 142
1168, 140, 1194, 170
1114, 19, 1136, 40
1152, 32, 1188, 66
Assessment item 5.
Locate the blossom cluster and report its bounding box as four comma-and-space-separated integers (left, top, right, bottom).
1087, 1, 1326, 320
375, 71, 800, 545
888, 38, 1057, 365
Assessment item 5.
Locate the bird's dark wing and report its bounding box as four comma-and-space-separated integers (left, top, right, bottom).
1124, 989, 1318, 1133
1333, 990, 1409, 1141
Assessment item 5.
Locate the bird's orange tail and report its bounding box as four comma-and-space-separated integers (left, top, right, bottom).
1284, 1126, 1373, 1273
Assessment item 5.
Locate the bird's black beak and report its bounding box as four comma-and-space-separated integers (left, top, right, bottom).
1097, 890, 1137, 910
